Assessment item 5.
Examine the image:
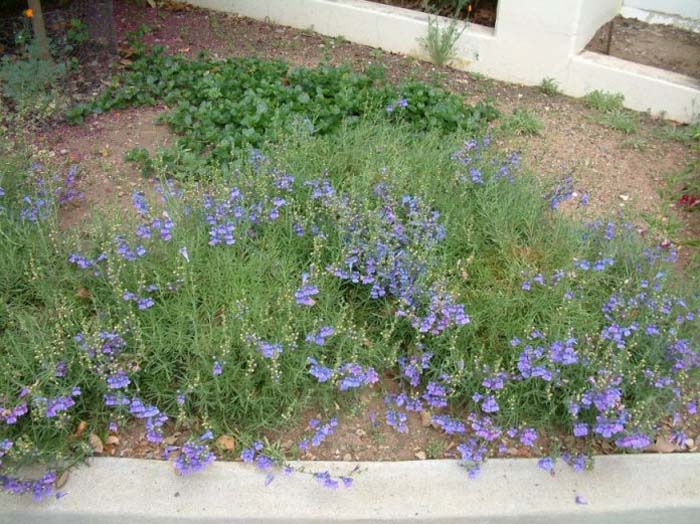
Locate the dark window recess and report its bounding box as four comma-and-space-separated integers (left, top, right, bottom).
370, 1, 498, 28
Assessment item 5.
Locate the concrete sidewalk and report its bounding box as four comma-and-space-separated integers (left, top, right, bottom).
2, 454, 699, 523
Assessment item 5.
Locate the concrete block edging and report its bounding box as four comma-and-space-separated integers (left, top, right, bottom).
2, 454, 700, 522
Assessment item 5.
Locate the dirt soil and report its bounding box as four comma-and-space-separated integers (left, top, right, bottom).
587, 16, 700, 80
23, 0, 699, 461
37, 106, 171, 229
370, 0, 498, 26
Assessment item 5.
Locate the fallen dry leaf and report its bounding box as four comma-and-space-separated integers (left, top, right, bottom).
647, 435, 682, 453
105, 435, 120, 446
88, 433, 104, 454
420, 411, 432, 427
56, 471, 70, 489
216, 435, 236, 450
76, 287, 91, 299
74, 420, 87, 439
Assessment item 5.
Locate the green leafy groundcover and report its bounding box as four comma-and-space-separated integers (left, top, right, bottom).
1, 119, 699, 497
67, 46, 498, 174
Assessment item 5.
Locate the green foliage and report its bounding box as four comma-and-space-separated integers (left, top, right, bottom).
124, 147, 155, 177
69, 48, 497, 175
653, 122, 700, 146
539, 77, 561, 96
419, 17, 466, 66
583, 90, 624, 113
0, 41, 67, 121
65, 18, 89, 49
499, 108, 544, 136
423, 0, 473, 17
425, 438, 444, 459
583, 90, 638, 134
593, 109, 638, 134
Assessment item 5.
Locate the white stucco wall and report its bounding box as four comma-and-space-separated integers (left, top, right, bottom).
573, 0, 621, 52
623, 0, 700, 19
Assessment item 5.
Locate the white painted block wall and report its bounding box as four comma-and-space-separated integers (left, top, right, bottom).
623, 0, 700, 19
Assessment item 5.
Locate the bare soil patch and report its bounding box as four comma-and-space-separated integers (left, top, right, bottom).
37, 106, 171, 229
587, 16, 700, 80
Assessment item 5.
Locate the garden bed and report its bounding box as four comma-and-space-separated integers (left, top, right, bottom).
1, 0, 699, 504
586, 16, 700, 80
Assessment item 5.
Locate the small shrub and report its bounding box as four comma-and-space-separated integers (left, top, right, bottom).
499, 108, 543, 136
0, 41, 67, 122
419, 16, 466, 67
653, 122, 700, 146
539, 77, 561, 96
593, 108, 638, 134
583, 90, 624, 113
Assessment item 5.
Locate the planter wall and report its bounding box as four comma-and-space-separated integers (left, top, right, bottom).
188, 0, 700, 123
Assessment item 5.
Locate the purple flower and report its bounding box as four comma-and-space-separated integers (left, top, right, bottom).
337, 363, 379, 391
307, 357, 333, 382
423, 381, 448, 408
137, 297, 155, 310
549, 339, 578, 365
256, 454, 273, 470
131, 191, 149, 216
519, 428, 538, 447
432, 414, 466, 435
213, 361, 223, 376
573, 423, 588, 437
481, 395, 499, 413
257, 340, 283, 359
538, 457, 555, 474
176, 392, 186, 406
54, 361, 67, 378
593, 414, 626, 438
173, 440, 215, 476
305, 326, 335, 346
241, 448, 256, 463
386, 98, 408, 113
482, 371, 508, 391
615, 433, 651, 449
310, 418, 338, 446
314, 471, 339, 489
399, 352, 432, 387
385, 408, 408, 433
575, 494, 588, 505
295, 273, 319, 306
106, 370, 130, 390
591, 387, 621, 412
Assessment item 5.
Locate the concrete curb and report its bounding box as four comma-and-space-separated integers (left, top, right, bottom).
2, 454, 700, 523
